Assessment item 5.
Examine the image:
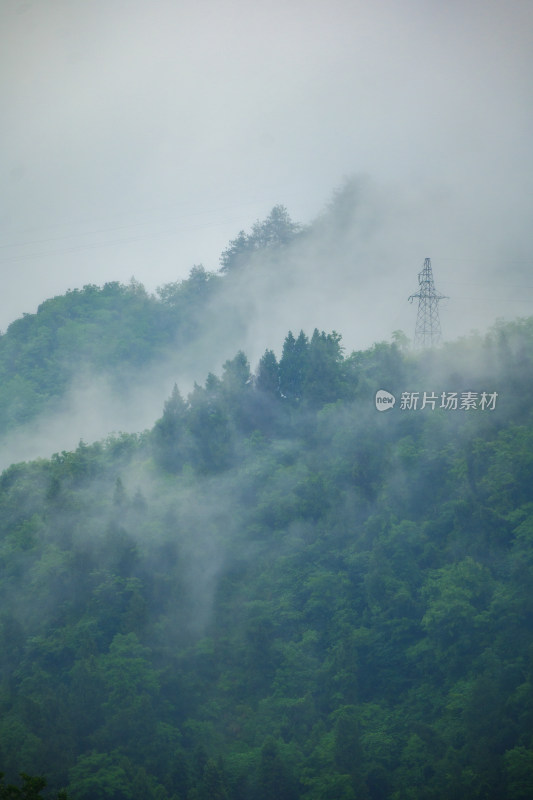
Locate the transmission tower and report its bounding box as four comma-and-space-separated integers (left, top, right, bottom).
408, 258, 447, 348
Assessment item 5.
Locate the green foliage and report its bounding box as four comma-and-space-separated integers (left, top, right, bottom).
0, 319, 532, 798
504, 747, 533, 800
256, 738, 298, 800
0, 772, 68, 799
256, 350, 279, 396
219, 206, 301, 273
152, 385, 191, 473
0, 270, 221, 436
279, 330, 309, 402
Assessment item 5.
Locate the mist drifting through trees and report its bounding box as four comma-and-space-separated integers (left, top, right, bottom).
0, 190, 532, 798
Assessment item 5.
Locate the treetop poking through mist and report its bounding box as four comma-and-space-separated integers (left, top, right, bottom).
219, 204, 303, 272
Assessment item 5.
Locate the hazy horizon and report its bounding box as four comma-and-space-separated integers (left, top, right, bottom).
2, 0, 532, 334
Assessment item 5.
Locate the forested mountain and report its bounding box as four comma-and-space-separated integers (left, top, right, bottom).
0, 204, 303, 439
1, 317, 533, 798
0, 181, 405, 454
0, 267, 218, 434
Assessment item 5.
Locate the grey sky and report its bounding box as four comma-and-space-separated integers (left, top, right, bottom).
2, 0, 533, 337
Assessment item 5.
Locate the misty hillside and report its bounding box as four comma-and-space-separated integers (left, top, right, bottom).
1, 318, 533, 799
0, 203, 304, 442
0, 180, 460, 465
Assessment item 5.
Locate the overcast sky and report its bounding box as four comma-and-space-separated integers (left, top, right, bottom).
2, 0, 533, 337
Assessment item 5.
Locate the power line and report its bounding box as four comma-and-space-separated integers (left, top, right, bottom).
0, 200, 264, 252
0, 216, 248, 266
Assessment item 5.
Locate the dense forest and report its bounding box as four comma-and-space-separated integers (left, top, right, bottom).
1, 310, 533, 798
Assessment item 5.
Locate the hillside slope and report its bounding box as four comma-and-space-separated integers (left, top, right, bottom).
0, 203, 304, 442
0, 319, 532, 798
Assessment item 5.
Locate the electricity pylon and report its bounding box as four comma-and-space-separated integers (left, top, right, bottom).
408, 258, 447, 348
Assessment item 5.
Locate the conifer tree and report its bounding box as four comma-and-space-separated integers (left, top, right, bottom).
256, 349, 280, 396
